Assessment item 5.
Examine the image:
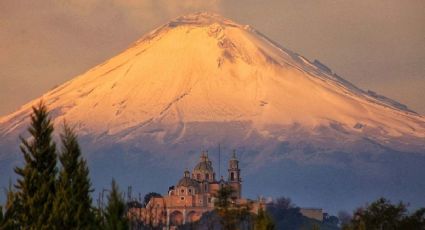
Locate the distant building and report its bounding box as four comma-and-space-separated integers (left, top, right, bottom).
128, 150, 263, 228
300, 208, 323, 222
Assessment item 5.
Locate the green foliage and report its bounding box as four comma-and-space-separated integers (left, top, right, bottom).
345, 197, 425, 230
1, 183, 21, 230
254, 208, 275, 230
1, 103, 100, 229
103, 179, 129, 230
0, 205, 3, 226
213, 185, 253, 230
14, 101, 58, 229
214, 185, 234, 210
267, 197, 304, 229
403, 208, 425, 229
52, 123, 96, 229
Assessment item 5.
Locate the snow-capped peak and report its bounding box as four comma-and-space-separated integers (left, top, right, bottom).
0, 12, 424, 153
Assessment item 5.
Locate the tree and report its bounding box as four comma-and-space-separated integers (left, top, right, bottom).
52, 122, 96, 229
1, 183, 21, 230
214, 185, 234, 210
402, 208, 425, 229
346, 197, 425, 230
214, 185, 252, 230
266, 197, 304, 229
14, 101, 57, 229
254, 208, 275, 230
104, 179, 128, 230
0, 205, 3, 226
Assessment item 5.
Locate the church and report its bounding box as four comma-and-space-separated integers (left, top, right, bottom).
128, 150, 263, 228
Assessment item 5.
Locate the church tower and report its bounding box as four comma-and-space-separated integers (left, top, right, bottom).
228, 150, 241, 199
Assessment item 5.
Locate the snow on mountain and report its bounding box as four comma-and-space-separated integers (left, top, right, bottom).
1, 12, 424, 213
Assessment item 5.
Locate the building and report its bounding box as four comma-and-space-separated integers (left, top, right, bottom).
300, 208, 324, 222
128, 150, 262, 228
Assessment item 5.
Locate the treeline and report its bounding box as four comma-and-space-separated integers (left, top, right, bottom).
0, 102, 128, 229
339, 198, 425, 230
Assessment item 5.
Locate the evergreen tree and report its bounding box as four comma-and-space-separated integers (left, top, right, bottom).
52, 123, 96, 229
254, 208, 275, 230
104, 179, 128, 230
1, 183, 21, 230
14, 101, 57, 229
0, 205, 3, 226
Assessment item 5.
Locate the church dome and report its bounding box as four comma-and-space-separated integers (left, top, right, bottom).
193, 152, 214, 172
177, 177, 200, 188
194, 161, 213, 172
177, 169, 200, 188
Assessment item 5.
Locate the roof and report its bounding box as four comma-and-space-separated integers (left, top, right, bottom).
194, 161, 213, 172
177, 177, 200, 188
193, 151, 214, 172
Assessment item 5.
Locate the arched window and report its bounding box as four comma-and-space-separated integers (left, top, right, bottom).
231, 172, 235, 181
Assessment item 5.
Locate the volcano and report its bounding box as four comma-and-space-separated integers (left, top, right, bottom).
1, 12, 424, 213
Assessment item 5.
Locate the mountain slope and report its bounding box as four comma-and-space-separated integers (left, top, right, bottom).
1, 12, 424, 213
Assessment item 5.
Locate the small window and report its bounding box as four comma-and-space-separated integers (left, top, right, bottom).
197, 174, 201, 180
206, 173, 209, 180
231, 172, 235, 181
181, 189, 185, 194
188, 188, 192, 194
180, 196, 185, 201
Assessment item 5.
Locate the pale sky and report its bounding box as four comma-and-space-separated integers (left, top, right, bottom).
1, 0, 424, 115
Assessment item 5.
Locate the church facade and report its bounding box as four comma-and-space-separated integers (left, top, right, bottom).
128, 151, 261, 228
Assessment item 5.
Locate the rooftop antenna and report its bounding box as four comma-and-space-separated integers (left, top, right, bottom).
128, 185, 132, 202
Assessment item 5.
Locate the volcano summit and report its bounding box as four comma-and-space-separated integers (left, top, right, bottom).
1, 13, 424, 212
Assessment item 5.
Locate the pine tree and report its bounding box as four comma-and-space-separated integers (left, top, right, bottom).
14, 101, 57, 229
1, 183, 21, 230
104, 179, 128, 230
0, 205, 3, 226
52, 123, 96, 229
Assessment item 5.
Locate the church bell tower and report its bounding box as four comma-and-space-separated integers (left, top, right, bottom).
228, 150, 241, 199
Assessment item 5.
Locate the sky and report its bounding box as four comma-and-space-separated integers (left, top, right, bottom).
1, 0, 424, 115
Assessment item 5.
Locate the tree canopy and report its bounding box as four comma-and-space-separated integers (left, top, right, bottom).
14, 101, 57, 229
